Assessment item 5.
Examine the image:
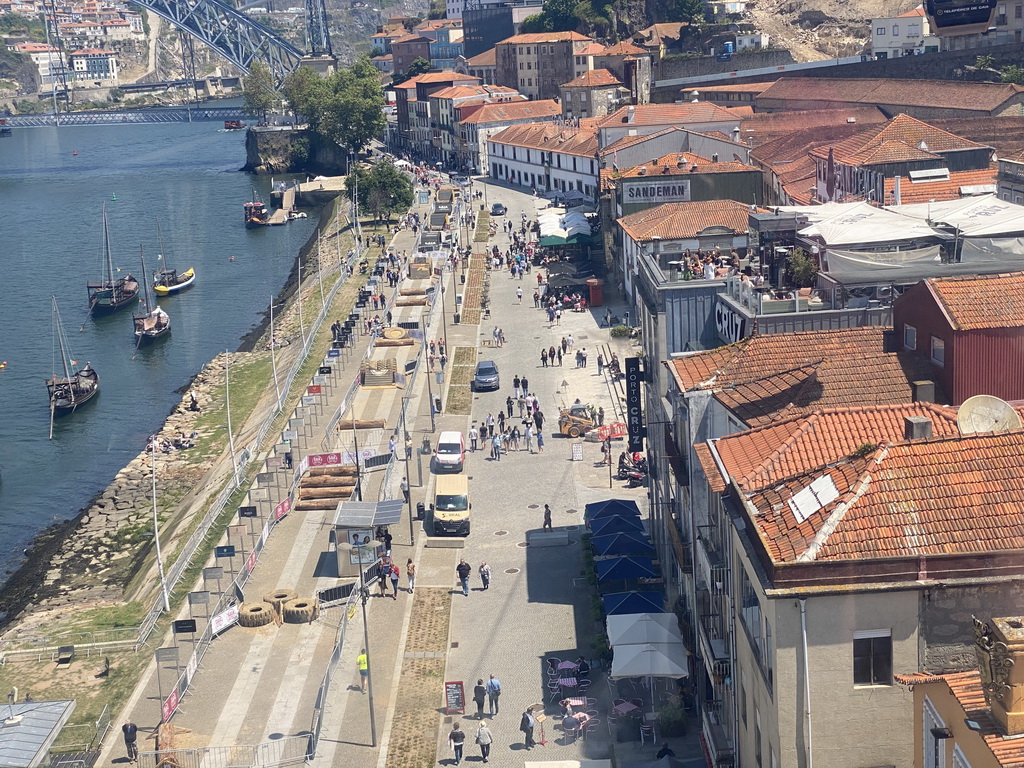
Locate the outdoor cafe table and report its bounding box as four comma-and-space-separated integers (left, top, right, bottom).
566, 697, 587, 708
557, 661, 579, 671
612, 701, 639, 716
558, 676, 579, 688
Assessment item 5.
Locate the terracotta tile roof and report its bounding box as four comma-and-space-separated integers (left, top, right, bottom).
599, 41, 647, 55
70, 47, 115, 55
749, 123, 867, 166
695, 82, 773, 94
618, 152, 756, 178
578, 42, 607, 55
429, 84, 517, 100
758, 77, 1024, 112
883, 166, 997, 204
498, 31, 591, 44
923, 271, 1024, 330
930, 116, 1024, 158
809, 114, 988, 166
697, 402, 960, 493
740, 107, 888, 146
666, 327, 946, 426
596, 102, 739, 128
488, 123, 598, 157
414, 71, 479, 84
467, 47, 495, 66
747, 428, 1024, 562
393, 33, 431, 44
562, 68, 623, 88
618, 200, 761, 242
726, 105, 755, 117
633, 22, 688, 45
896, 6, 926, 16
897, 670, 1024, 768
459, 99, 562, 125
598, 126, 685, 157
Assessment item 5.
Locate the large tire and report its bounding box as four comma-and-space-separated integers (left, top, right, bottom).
383, 327, 408, 340
238, 601, 275, 628
263, 590, 297, 614
282, 597, 319, 624
568, 426, 581, 438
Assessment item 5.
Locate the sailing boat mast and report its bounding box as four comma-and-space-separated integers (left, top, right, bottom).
52, 296, 73, 384
102, 203, 114, 286
140, 245, 153, 313
155, 220, 170, 273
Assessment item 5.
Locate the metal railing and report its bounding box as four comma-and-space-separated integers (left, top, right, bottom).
137, 734, 310, 768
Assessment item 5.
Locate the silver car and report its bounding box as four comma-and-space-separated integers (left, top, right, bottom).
472, 361, 500, 391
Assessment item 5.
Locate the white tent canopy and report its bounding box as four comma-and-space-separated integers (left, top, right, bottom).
896, 194, 1024, 237
607, 613, 681, 646
610, 642, 689, 679
798, 203, 936, 246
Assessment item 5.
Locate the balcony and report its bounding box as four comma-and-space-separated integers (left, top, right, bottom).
702, 702, 735, 767
723, 275, 834, 314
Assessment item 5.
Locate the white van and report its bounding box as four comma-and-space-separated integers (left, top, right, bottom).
433, 474, 470, 536
434, 431, 466, 473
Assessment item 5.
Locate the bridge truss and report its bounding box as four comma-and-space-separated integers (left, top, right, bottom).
130, 0, 306, 82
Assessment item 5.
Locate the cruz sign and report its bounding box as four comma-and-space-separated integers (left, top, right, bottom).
625, 357, 645, 453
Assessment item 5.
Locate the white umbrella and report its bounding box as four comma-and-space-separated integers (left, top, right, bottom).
610, 642, 689, 679
607, 613, 682, 647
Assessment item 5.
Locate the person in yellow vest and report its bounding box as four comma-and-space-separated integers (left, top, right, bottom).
357, 649, 368, 693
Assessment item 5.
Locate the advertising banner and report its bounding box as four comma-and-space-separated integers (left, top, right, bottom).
625, 357, 645, 453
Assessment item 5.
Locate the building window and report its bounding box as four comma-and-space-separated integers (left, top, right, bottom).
904, 324, 917, 350
740, 671, 747, 726
528, 78, 533, 86
580, 91, 587, 102
876, 26, 886, 34
925, 697, 947, 768
853, 630, 893, 686
908, 23, 920, 34
1017, 3, 1022, 17
754, 710, 763, 768
931, 336, 945, 367
892, 23, 900, 34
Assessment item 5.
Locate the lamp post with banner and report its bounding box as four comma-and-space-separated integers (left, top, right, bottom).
340, 539, 381, 747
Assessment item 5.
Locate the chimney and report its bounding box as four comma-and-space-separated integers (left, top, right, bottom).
712, 153, 718, 163
975, 616, 1024, 736
904, 415, 932, 441
662, 165, 670, 174
627, 105, 636, 124
912, 380, 935, 403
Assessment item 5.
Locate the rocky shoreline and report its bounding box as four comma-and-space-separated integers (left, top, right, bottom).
0, 197, 343, 643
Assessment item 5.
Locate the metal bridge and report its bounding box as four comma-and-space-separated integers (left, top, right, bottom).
128, 0, 332, 83
6, 106, 245, 126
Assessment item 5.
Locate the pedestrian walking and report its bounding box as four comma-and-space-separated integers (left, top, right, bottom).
568, 333, 575, 349
561, 337, 568, 354
582, 348, 589, 368
469, 425, 479, 451
513, 375, 521, 397
524, 423, 534, 453
521, 377, 529, 395
449, 722, 466, 765
497, 411, 506, 432
357, 649, 368, 692
506, 396, 514, 418
520, 707, 537, 749
549, 345, 557, 364
597, 353, 604, 375
389, 435, 396, 454
534, 409, 545, 432
389, 563, 400, 599
480, 423, 488, 442
516, 287, 523, 304
476, 722, 493, 762
533, 290, 540, 307
518, 397, 527, 418
537, 430, 545, 453
598, 407, 605, 426
400, 477, 410, 504
122, 720, 139, 764
491, 433, 501, 460
473, 679, 487, 719
479, 561, 491, 589
457, 559, 471, 596
440, 353, 448, 371
407, 558, 416, 593
557, 348, 563, 366
486, 674, 502, 714
541, 348, 548, 367
543, 504, 552, 531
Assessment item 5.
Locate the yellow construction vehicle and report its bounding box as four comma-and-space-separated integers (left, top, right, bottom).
558, 402, 596, 438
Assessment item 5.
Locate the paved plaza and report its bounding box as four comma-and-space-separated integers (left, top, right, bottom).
102, 177, 703, 768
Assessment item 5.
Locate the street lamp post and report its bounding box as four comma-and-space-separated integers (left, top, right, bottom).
341, 540, 381, 748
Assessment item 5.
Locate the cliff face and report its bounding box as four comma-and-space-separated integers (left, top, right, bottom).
243, 127, 348, 175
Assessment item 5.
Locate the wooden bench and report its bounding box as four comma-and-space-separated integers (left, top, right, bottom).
56, 645, 75, 669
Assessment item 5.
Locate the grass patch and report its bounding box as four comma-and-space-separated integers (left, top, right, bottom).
187, 355, 274, 464
474, 212, 491, 242
445, 348, 476, 416
452, 347, 476, 367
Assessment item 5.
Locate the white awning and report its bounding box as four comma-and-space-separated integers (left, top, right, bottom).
610, 642, 689, 679
607, 612, 682, 646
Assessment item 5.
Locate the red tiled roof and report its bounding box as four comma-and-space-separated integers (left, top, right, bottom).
926, 271, 1024, 330
618, 200, 762, 242
488, 123, 598, 157
618, 152, 756, 178
459, 99, 561, 125
578, 42, 607, 56
740, 106, 888, 146
896, 671, 1024, 768
70, 47, 115, 55
393, 34, 431, 44
809, 114, 987, 166
599, 41, 647, 55
562, 68, 623, 88
598, 126, 685, 156
883, 166, 997, 204
467, 47, 495, 66
697, 402, 960, 493
633, 22, 688, 46
414, 71, 478, 83
758, 77, 1024, 112
596, 102, 738, 128
726, 106, 754, 117
930, 116, 1024, 158
896, 6, 926, 17
429, 84, 517, 100
694, 82, 773, 94
666, 327, 945, 426
747, 429, 1024, 563
498, 31, 591, 44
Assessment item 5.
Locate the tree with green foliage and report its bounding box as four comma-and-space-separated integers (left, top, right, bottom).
574, 0, 614, 38
347, 159, 415, 223
660, 0, 706, 23
1001, 64, 1024, 85
406, 57, 432, 78
242, 61, 278, 122
282, 58, 386, 156
370, 46, 385, 58
787, 247, 818, 287
518, 0, 582, 33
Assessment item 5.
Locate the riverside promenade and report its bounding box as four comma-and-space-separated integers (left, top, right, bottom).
104, 178, 701, 768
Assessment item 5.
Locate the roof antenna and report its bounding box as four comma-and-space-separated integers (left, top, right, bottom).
5, 690, 21, 725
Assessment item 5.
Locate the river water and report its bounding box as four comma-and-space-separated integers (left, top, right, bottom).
0, 121, 317, 577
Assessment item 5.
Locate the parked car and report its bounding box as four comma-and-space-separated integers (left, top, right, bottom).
490, 203, 507, 216
472, 360, 500, 391
434, 431, 466, 473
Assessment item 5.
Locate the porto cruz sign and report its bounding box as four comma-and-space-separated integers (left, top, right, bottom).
625, 357, 645, 452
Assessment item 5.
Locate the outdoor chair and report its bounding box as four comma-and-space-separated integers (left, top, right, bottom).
640, 723, 657, 746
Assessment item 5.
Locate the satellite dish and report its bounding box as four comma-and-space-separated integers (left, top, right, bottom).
957, 395, 1023, 434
